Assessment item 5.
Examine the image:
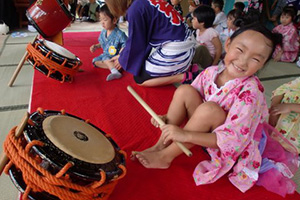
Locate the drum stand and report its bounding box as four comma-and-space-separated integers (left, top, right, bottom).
8, 32, 64, 87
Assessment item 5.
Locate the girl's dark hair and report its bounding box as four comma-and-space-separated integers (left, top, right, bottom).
212, 0, 224, 11
193, 5, 215, 28
227, 9, 244, 28
282, 5, 297, 20
234, 2, 245, 12
99, 4, 115, 20
230, 23, 282, 61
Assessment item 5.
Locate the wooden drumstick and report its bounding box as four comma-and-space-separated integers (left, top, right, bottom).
127, 86, 192, 157
8, 34, 38, 87
0, 112, 29, 175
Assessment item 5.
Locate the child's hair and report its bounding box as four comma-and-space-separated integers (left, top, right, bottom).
230, 23, 282, 62
193, 5, 215, 28
227, 9, 244, 28
105, 0, 132, 18
212, 0, 224, 11
234, 2, 245, 12
241, 8, 261, 25
99, 4, 114, 21
281, 5, 297, 20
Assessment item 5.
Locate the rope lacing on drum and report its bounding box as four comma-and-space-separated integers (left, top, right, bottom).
26, 42, 81, 83
3, 127, 127, 200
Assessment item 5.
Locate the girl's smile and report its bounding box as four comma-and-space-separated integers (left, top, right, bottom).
218, 30, 273, 85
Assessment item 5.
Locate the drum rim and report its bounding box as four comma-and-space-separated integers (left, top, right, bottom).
42, 40, 77, 60
24, 110, 126, 182
55, 0, 73, 19
36, 39, 80, 63
42, 115, 116, 164
26, 12, 47, 38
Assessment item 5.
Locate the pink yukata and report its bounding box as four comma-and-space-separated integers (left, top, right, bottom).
191, 65, 298, 197
272, 23, 299, 62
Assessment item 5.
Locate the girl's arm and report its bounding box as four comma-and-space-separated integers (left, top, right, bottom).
269, 94, 284, 126
211, 36, 222, 65
270, 103, 300, 115
160, 124, 218, 148
90, 43, 101, 53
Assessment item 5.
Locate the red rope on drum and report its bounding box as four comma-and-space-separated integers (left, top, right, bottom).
3, 127, 126, 200
26, 43, 81, 83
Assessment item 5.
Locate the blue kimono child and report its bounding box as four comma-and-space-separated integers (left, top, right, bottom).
90, 5, 128, 81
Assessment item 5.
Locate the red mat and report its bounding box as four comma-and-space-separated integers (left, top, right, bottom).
29, 32, 300, 200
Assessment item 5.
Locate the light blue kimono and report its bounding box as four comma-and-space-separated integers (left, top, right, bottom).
92, 27, 127, 64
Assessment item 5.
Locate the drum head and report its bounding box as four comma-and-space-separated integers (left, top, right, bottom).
43, 115, 115, 164
43, 40, 76, 60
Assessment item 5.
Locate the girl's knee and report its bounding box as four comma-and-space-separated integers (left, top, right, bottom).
199, 101, 226, 122
175, 85, 197, 96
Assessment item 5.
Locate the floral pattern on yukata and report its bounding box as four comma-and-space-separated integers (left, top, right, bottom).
191, 65, 269, 192
272, 77, 300, 152
272, 23, 299, 62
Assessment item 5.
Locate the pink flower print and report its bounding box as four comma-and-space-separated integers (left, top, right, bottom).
216, 90, 222, 96
240, 126, 250, 135
231, 88, 241, 96
208, 85, 212, 95
224, 127, 234, 135
241, 151, 249, 159
279, 129, 287, 135
291, 137, 296, 141
257, 82, 264, 92
252, 161, 260, 169
238, 90, 253, 104
231, 114, 238, 121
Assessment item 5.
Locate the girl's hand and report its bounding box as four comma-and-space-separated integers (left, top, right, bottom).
270, 104, 291, 115
161, 124, 187, 144
150, 115, 167, 128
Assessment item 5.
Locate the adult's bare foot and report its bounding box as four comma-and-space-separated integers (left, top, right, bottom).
134, 151, 171, 169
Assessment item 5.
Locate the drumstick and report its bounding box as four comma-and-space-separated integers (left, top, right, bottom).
127, 86, 192, 157
0, 112, 29, 175
8, 34, 38, 87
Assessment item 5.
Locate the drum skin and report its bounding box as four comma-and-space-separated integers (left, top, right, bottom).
26, 0, 72, 38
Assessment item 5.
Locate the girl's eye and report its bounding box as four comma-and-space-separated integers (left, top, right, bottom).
252, 58, 260, 63
237, 48, 243, 52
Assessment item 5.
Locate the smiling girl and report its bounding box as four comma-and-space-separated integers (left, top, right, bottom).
132, 23, 298, 196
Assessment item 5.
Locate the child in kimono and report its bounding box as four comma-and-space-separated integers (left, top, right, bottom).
219, 9, 243, 52
272, 5, 299, 62
192, 5, 222, 69
132, 23, 299, 197
90, 4, 127, 81
211, 0, 227, 34
105, 0, 196, 86
269, 77, 300, 153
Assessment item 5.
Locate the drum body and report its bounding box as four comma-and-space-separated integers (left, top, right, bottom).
26, 39, 81, 82
26, 0, 72, 38
5, 109, 126, 200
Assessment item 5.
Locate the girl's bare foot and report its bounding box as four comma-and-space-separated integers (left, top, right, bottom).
134, 151, 171, 169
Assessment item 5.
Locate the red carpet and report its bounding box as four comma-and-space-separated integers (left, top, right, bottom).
29, 32, 300, 200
